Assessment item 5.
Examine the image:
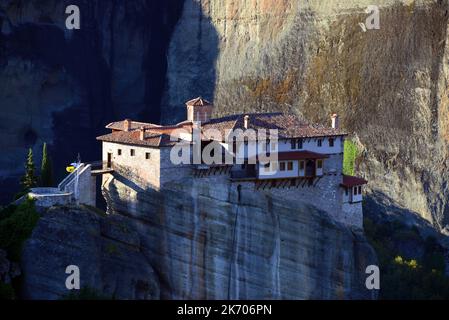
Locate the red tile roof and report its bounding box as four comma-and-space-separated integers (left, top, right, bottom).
341, 175, 368, 187
105, 120, 161, 131
185, 97, 212, 106
277, 151, 329, 160
96, 130, 178, 147
99, 112, 347, 147
202, 113, 347, 140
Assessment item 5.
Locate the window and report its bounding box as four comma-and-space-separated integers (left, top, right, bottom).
353, 187, 358, 195
358, 186, 362, 194
280, 162, 286, 171
299, 161, 305, 170
287, 161, 293, 171
297, 138, 303, 149
145, 152, 151, 160
317, 139, 322, 147
290, 139, 296, 149
130, 149, 135, 156
329, 138, 334, 147
317, 159, 323, 169
117, 149, 122, 156
345, 188, 348, 196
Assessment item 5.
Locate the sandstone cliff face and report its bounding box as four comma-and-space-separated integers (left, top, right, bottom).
162, 0, 449, 229
99, 174, 377, 299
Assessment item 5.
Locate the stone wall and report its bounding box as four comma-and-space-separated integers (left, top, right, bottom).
29, 188, 72, 207
102, 142, 161, 189
103, 141, 363, 228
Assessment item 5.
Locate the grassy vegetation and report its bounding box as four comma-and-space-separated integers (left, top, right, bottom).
364, 217, 449, 299
343, 140, 358, 176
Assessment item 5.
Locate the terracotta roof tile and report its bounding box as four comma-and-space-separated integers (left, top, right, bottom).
105, 120, 160, 131
202, 113, 347, 140
185, 97, 212, 106
99, 113, 347, 146
277, 151, 329, 160
96, 130, 177, 147
341, 175, 368, 187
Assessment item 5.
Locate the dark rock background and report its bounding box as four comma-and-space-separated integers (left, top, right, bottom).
0, 0, 184, 203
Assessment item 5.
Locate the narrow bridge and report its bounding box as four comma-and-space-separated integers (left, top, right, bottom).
88, 161, 114, 176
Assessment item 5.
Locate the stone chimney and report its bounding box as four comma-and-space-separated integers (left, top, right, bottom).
331, 114, 339, 129
139, 126, 146, 140
124, 119, 132, 131
185, 97, 213, 122
244, 115, 250, 129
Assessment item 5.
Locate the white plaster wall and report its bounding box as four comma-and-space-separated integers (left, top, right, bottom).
258, 160, 299, 179
102, 141, 161, 188
277, 137, 344, 154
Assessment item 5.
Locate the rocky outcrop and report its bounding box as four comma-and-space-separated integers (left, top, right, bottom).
21, 205, 159, 299
100, 174, 377, 299
162, 0, 449, 230
20, 174, 377, 299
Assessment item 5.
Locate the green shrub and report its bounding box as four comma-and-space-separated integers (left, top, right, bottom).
0, 282, 15, 300
364, 217, 449, 299
0, 198, 39, 261
0, 205, 17, 222
343, 140, 358, 176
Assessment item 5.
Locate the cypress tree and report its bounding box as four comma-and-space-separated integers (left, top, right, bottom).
21, 148, 38, 191
40, 143, 54, 187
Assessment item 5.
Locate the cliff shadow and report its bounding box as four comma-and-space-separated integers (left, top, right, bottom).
161, 0, 219, 124
0, 0, 185, 204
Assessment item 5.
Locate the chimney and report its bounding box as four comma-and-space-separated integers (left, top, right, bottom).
331, 114, 339, 129
139, 126, 146, 140
124, 119, 132, 131
244, 115, 250, 129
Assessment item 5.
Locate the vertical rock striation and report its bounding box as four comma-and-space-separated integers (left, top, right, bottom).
102, 175, 377, 299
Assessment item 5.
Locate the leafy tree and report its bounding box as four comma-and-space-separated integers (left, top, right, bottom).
40, 143, 54, 187
20, 148, 38, 191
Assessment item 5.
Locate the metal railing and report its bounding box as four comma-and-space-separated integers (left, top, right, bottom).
58, 163, 85, 191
